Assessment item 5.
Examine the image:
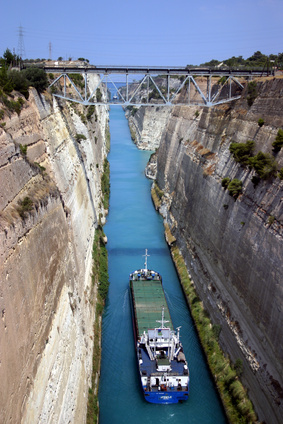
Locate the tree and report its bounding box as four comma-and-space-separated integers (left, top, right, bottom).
272, 129, 283, 152
221, 177, 231, 189
247, 51, 267, 65
229, 140, 255, 164
8, 70, 29, 98
200, 59, 220, 67
248, 152, 277, 179
258, 118, 264, 127
227, 179, 242, 199
0, 66, 13, 93
96, 88, 102, 102
3, 48, 14, 66
22, 68, 48, 93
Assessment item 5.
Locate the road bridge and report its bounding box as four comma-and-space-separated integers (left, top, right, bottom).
44, 64, 273, 107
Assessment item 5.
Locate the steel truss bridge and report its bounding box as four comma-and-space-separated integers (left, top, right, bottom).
45, 65, 273, 108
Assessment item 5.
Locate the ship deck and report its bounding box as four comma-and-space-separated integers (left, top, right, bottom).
139, 346, 186, 377
130, 279, 173, 337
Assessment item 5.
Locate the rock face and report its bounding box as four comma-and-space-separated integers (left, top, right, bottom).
125, 106, 171, 150
141, 78, 283, 423
0, 79, 108, 423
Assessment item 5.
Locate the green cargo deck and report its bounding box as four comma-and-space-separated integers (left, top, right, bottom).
130, 279, 173, 337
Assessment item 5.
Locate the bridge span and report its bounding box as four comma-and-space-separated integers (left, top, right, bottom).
45, 64, 273, 107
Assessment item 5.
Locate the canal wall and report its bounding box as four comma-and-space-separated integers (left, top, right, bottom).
125, 105, 171, 150
129, 77, 283, 424
0, 78, 108, 423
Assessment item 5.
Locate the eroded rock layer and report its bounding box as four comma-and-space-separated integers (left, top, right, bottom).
0, 79, 108, 423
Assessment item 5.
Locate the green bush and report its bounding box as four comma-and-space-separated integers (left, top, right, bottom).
268, 215, 275, 225
228, 178, 242, 199
92, 226, 109, 300
149, 87, 160, 101
229, 140, 255, 165
86, 105, 96, 121
96, 88, 102, 102
234, 359, 243, 377
17, 196, 33, 219
217, 76, 228, 85
22, 68, 48, 93
101, 158, 110, 209
221, 177, 231, 189
78, 112, 87, 125
278, 168, 283, 180
212, 324, 222, 339
0, 66, 13, 93
258, 118, 264, 127
131, 106, 138, 116
8, 70, 29, 98
154, 183, 164, 200
19, 144, 27, 155
75, 133, 86, 142
87, 225, 109, 423
248, 152, 277, 179
69, 73, 84, 89
0, 94, 25, 115
272, 129, 283, 152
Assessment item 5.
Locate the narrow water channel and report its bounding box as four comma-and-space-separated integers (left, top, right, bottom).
99, 107, 227, 423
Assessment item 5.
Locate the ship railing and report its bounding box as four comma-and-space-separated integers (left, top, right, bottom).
145, 341, 154, 360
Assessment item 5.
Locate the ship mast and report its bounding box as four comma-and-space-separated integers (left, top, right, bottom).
143, 249, 150, 270
156, 307, 169, 329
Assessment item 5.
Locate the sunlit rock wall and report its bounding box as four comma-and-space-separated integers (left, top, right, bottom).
0, 77, 108, 423
125, 106, 171, 150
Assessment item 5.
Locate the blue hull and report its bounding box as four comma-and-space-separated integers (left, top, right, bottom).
144, 390, 189, 404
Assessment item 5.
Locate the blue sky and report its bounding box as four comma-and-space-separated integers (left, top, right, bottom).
1, 0, 282, 66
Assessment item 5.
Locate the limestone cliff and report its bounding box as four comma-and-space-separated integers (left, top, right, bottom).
129, 77, 283, 423
153, 77, 283, 424
125, 106, 171, 150
0, 77, 108, 423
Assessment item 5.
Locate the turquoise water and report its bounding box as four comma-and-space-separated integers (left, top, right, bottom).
99, 107, 227, 424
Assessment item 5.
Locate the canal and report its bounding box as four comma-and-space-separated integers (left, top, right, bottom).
99, 107, 227, 423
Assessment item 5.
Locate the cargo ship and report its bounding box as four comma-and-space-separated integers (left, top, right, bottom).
129, 250, 189, 404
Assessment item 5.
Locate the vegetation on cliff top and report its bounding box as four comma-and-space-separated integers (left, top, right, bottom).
0, 49, 48, 96
0, 49, 49, 118
198, 50, 283, 70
